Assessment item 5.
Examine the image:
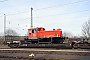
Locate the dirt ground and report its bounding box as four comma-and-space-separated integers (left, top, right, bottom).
0, 44, 10, 48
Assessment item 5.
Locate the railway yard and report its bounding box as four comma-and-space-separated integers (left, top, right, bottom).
0, 45, 90, 60
0, 0, 90, 60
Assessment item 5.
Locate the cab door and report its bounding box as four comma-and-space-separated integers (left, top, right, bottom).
30, 29, 37, 38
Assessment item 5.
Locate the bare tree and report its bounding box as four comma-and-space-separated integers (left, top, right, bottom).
82, 19, 90, 39
63, 31, 73, 38
5, 28, 19, 36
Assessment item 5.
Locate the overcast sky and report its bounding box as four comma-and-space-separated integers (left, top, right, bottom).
0, 0, 90, 36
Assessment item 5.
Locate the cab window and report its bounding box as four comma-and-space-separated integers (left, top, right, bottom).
38, 28, 45, 31
32, 29, 36, 33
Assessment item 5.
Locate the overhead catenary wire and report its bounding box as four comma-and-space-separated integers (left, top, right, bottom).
0, 10, 29, 16
16, 16, 90, 22
5, 16, 89, 29
0, 0, 88, 16
0, 9, 89, 19
34, 10, 90, 18
0, 0, 33, 9
4, 9, 89, 21
34, 0, 88, 11
7, 10, 29, 16
0, 0, 88, 29
0, 0, 87, 10
5, 14, 89, 28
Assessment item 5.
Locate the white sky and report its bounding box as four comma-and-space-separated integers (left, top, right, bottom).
0, 0, 90, 36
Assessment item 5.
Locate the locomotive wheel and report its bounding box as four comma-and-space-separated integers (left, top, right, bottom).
10, 44, 19, 48
71, 42, 75, 48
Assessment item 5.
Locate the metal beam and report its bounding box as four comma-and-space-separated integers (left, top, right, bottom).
4, 14, 6, 44
31, 7, 33, 28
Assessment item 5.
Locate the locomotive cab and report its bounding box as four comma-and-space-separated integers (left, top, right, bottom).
28, 27, 45, 38
25, 27, 45, 44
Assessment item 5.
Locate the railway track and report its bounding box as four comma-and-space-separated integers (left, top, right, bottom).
0, 45, 90, 52
0, 48, 90, 52
0, 48, 90, 60
0, 48, 90, 54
